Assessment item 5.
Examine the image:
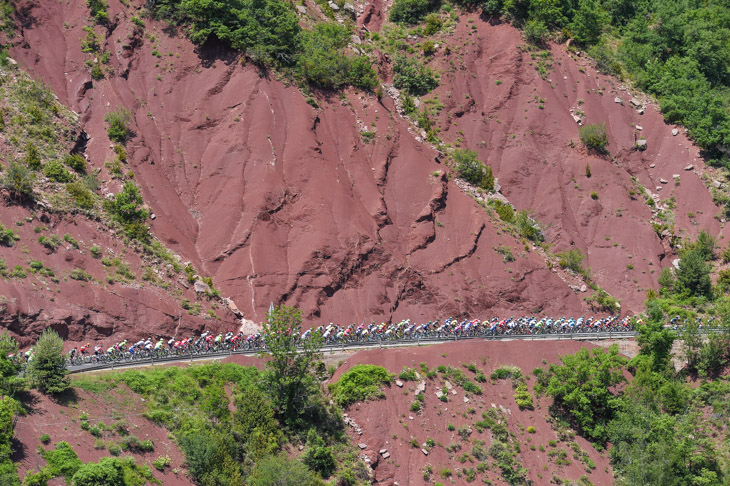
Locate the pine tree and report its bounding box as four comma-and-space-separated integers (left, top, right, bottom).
28, 329, 69, 395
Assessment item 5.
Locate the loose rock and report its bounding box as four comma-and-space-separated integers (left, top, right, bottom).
672, 128, 679, 136
684, 164, 694, 171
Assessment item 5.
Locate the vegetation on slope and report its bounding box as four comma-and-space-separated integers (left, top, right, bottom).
148, 0, 378, 90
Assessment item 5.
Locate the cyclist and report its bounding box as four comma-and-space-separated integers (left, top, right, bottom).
68, 347, 78, 360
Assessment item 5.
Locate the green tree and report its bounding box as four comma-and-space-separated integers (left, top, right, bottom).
232, 386, 280, 460
248, 455, 322, 486
546, 345, 627, 442
675, 248, 712, 298
0, 333, 20, 394
0, 396, 19, 486
569, 0, 608, 45
523, 19, 548, 45
636, 300, 675, 372
260, 305, 323, 429
27, 328, 69, 395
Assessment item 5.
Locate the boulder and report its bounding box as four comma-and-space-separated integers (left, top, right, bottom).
660, 178, 668, 184
684, 164, 694, 171
351, 34, 361, 45
296, 5, 307, 14
194, 280, 211, 294
344, 2, 355, 13
635, 125, 643, 131
614, 97, 623, 104
358, 443, 367, 450
422, 448, 429, 456
328, 1, 339, 10
630, 97, 641, 107
672, 128, 679, 136
395, 380, 404, 388
572, 114, 582, 124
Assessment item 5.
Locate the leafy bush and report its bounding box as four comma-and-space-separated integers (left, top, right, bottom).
454, 149, 494, 191
25, 143, 41, 170
151, 0, 300, 68
40, 434, 50, 444
2, 161, 34, 200
675, 248, 712, 298
296, 23, 377, 90
556, 248, 588, 276
389, 0, 440, 24
248, 455, 321, 486
38, 235, 62, 251
514, 210, 543, 242
329, 364, 393, 407
489, 200, 514, 222
302, 429, 335, 478
105, 108, 132, 144
0, 223, 19, 247
43, 160, 74, 182
514, 382, 534, 410
393, 55, 439, 95
64, 154, 87, 173
87, 0, 109, 24
399, 366, 418, 381
69, 268, 93, 281
27, 328, 70, 395
579, 123, 609, 152
71, 457, 155, 485
66, 181, 95, 209
547, 345, 626, 442
585, 288, 620, 312
523, 19, 548, 45
410, 400, 421, 412
152, 455, 170, 471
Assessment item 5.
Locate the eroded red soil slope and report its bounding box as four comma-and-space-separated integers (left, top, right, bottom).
330, 339, 615, 485
10, 0, 587, 332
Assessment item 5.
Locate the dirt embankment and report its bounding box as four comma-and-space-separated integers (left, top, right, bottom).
330, 339, 616, 485
9, 0, 589, 342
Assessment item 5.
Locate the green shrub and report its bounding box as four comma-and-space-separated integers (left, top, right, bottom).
390, 0, 440, 24
43, 160, 74, 183
424, 13, 442, 35
302, 429, 335, 478
514, 382, 534, 410
66, 182, 95, 209
39, 441, 81, 479
2, 161, 35, 200
25, 142, 41, 170
69, 268, 93, 281
398, 367, 418, 382
328, 364, 393, 407
40, 434, 50, 444
557, 248, 588, 276
89, 245, 102, 258
579, 123, 608, 152
454, 149, 494, 191
393, 55, 439, 95
514, 210, 543, 242
63, 234, 79, 249
0, 223, 19, 247
489, 200, 514, 222
152, 455, 170, 471
38, 235, 62, 251
523, 19, 548, 45
527, 426, 536, 434
105, 108, 132, 143
64, 154, 87, 173
87, 0, 109, 24
590, 191, 599, 200
150, 0, 300, 68
296, 22, 377, 90
410, 400, 421, 412
585, 288, 620, 313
